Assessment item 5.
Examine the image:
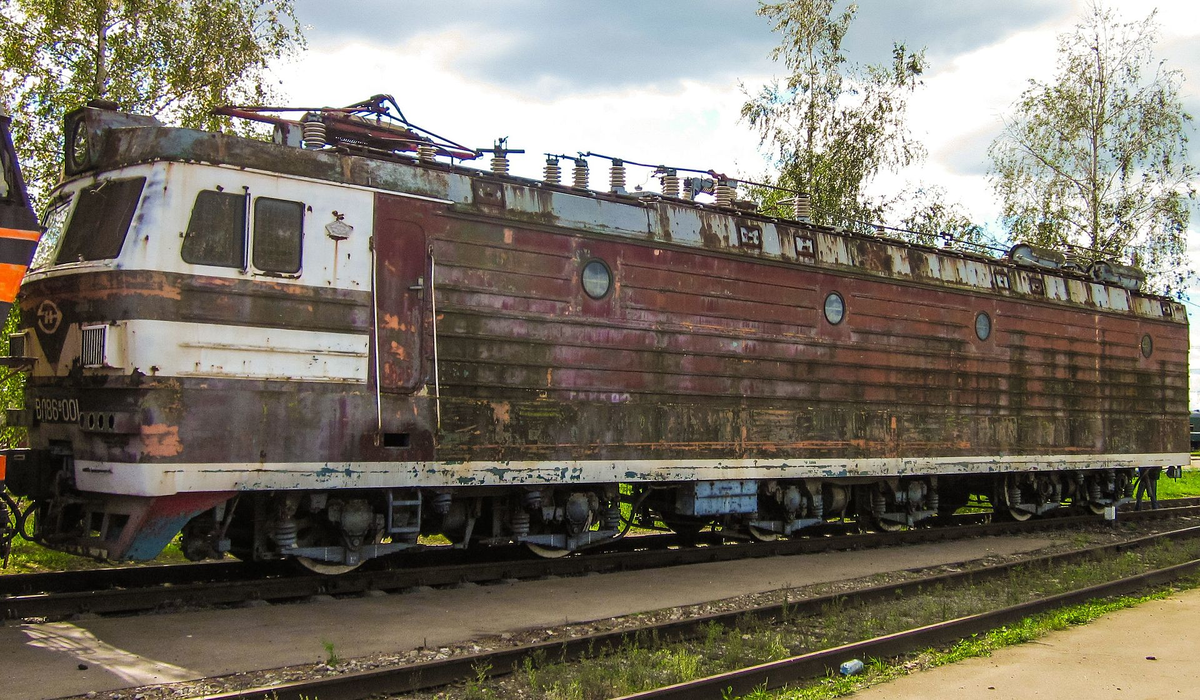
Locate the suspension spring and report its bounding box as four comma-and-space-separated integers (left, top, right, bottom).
432, 492, 453, 515
510, 510, 530, 538
602, 503, 622, 530
1089, 480, 1102, 502
1007, 485, 1022, 507
927, 489, 939, 513
871, 491, 887, 516
274, 519, 298, 549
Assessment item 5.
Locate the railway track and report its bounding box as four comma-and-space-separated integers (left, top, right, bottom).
3, 499, 1196, 623
188, 518, 1200, 700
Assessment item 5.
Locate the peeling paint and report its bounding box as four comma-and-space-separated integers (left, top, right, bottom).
140, 424, 182, 457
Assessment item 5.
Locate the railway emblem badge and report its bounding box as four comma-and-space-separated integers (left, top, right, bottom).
37, 299, 61, 334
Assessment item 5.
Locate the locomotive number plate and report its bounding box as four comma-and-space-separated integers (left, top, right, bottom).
34, 398, 80, 423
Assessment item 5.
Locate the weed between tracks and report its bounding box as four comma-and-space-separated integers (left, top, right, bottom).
735, 589, 1179, 700
409, 538, 1200, 700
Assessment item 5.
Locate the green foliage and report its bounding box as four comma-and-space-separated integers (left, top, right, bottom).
321, 639, 340, 666
988, 2, 1195, 294
1156, 469, 1200, 500
2, 526, 189, 574
0, 0, 306, 205
894, 184, 994, 251
742, 1, 930, 233
0, 305, 24, 449
464, 662, 497, 700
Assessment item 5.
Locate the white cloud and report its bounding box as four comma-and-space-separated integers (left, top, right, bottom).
274, 36, 770, 185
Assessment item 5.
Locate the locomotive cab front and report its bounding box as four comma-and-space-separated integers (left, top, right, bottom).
3, 101, 403, 564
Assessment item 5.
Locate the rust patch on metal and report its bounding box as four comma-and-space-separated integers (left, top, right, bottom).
140, 424, 182, 457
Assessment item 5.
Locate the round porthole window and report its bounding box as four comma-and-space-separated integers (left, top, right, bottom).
581, 259, 612, 299
1141, 334, 1153, 358
975, 312, 992, 341
823, 292, 845, 325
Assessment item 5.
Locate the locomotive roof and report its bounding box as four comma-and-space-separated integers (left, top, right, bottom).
62, 105, 1186, 326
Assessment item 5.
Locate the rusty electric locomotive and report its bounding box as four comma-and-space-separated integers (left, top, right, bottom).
0, 96, 1189, 570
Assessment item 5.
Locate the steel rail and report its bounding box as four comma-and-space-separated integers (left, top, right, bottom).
4, 502, 1198, 620
192, 521, 1200, 700
616, 558, 1200, 699
0, 559, 286, 597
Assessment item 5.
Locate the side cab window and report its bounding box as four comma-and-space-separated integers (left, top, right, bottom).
182, 190, 245, 267
252, 197, 303, 274
182, 189, 303, 275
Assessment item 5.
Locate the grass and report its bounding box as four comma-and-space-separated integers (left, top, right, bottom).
417, 537, 1200, 700
738, 588, 1178, 700
0, 495, 194, 573
3, 532, 190, 574
1156, 468, 1200, 500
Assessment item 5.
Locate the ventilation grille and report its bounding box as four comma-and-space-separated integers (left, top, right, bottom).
81, 325, 107, 368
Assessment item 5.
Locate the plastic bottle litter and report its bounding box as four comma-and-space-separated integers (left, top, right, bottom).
839, 659, 864, 676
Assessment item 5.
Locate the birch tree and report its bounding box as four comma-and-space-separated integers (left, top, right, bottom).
0, 0, 305, 204
988, 2, 1195, 292
742, 0, 929, 232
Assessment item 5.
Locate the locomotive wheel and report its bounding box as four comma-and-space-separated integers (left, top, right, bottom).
872, 516, 904, 532
995, 477, 1033, 522
747, 525, 779, 542
526, 542, 572, 558
289, 518, 369, 575
295, 557, 363, 575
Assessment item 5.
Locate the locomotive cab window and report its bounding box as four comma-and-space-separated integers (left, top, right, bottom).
182, 190, 246, 268
0, 144, 12, 200
182, 190, 303, 274
51, 176, 146, 265
31, 196, 73, 270
252, 197, 303, 274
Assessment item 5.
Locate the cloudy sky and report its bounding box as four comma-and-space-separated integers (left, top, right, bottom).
275, 0, 1200, 403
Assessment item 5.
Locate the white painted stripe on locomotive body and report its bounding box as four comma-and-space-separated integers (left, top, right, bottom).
74, 452, 1190, 497
38, 319, 371, 382
123, 320, 370, 382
